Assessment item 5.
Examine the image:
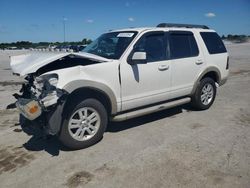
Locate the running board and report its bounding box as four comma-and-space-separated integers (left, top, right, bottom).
112, 97, 191, 122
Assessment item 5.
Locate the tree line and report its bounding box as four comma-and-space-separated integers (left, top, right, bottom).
221, 34, 250, 42
0, 38, 92, 50
1, 34, 250, 50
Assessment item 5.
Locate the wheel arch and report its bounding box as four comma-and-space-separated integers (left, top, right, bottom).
191, 67, 221, 95
63, 80, 117, 115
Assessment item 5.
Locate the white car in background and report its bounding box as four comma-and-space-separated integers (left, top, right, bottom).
10, 23, 229, 149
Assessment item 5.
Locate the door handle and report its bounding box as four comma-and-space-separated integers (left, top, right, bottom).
158, 65, 169, 71
195, 59, 203, 65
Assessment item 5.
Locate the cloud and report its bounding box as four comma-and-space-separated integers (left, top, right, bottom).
125, 2, 130, 7
128, 17, 135, 22
205, 12, 216, 18
125, 1, 136, 7
86, 19, 94, 23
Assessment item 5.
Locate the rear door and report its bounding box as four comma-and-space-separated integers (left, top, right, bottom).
169, 31, 205, 98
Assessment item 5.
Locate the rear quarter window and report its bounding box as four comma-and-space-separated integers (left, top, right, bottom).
200, 32, 227, 54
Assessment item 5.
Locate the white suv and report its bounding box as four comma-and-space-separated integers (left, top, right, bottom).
11, 23, 229, 149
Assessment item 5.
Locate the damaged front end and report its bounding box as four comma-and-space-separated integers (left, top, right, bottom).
10, 52, 109, 135
14, 73, 67, 134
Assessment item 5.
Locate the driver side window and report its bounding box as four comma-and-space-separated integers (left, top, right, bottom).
134, 33, 166, 62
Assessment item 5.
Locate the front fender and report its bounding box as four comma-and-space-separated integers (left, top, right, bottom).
63, 80, 118, 114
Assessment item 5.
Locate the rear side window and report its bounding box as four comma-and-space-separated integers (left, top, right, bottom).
169, 31, 199, 59
200, 32, 227, 54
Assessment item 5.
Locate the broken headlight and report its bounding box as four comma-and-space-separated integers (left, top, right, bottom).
32, 73, 61, 107
34, 73, 58, 91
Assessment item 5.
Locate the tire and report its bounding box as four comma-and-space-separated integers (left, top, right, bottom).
191, 77, 216, 110
59, 98, 108, 149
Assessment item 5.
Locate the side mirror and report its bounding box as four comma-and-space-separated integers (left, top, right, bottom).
129, 52, 147, 65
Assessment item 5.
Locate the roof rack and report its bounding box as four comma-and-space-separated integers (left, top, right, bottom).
157, 23, 209, 29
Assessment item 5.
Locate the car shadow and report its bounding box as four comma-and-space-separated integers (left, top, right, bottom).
23, 135, 66, 156
18, 104, 194, 156
107, 104, 190, 132
19, 115, 69, 156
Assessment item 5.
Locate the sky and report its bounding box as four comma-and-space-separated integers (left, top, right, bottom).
0, 0, 249, 43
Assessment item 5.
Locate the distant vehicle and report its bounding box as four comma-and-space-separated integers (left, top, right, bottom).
6, 47, 18, 50
11, 23, 229, 149
70, 45, 87, 52
55, 45, 71, 51
48, 45, 57, 51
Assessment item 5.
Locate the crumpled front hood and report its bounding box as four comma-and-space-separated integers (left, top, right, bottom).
10, 51, 110, 76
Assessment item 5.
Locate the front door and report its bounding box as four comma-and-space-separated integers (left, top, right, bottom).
120, 32, 171, 111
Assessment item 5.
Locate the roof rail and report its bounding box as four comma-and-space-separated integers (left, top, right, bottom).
157, 23, 209, 29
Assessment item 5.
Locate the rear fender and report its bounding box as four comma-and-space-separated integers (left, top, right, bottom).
191, 66, 221, 95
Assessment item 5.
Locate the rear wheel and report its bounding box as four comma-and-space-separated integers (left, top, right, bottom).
59, 98, 108, 149
191, 77, 216, 110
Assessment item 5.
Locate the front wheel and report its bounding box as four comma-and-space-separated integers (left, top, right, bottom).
191, 77, 217, 110
59, 98, 108, 149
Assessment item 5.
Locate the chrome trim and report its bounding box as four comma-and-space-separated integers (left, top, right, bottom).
112, 97, 191, 121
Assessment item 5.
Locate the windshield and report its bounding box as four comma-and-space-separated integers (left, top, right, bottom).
82, 31, 137, 59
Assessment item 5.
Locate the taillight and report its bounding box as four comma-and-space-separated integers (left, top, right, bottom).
226, 56, 229, 70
